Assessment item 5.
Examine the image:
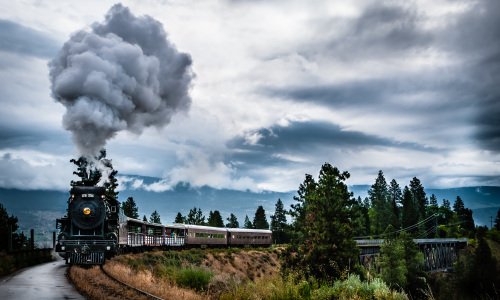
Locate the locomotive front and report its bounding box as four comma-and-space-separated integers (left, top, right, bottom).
55, 186, 119, 264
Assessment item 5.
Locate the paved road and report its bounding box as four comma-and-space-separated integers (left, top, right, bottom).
0, 253, 85, 300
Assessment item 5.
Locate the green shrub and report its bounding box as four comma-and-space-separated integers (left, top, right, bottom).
331, 274, 408, 300
175, 267, 214, 291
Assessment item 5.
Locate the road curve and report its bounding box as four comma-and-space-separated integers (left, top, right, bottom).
0, 253, 85, 300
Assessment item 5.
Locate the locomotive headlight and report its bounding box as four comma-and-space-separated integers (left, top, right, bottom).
61, 246, 65, 251
106, 246, 111, 251
83, 207, 91, 215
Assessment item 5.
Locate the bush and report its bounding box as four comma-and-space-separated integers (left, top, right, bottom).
175, 267, 214, 291
332, 274, 408, 300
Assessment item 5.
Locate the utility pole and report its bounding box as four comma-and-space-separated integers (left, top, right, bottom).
490, 216, 493, 229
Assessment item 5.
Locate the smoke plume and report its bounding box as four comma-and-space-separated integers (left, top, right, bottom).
49, 4, 194, 158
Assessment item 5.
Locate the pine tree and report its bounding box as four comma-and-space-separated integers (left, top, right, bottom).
289, 174, 316, 233
0, 203, 19, 251
270, 199, 288, 244
378, 225, 407, 289
70, 149, 119, 200
175, 212, 185, 223
253, 206, 269, 229
149, 210, 161, 224
388, 179, 402, 230
402, 186, 418, 235
187, 207, 205, 225
494, 208, 500, 230
142, 215, 147, 222
283, 163, 360, 282
428, 194, 438, 216
226, 213, 239, 228
208, 210, 224, 227
368, 170, 393, 234
410, 177, 427, 220
122, 197, 139, 219
453, 196, 465, 214
244, 215, 253, 229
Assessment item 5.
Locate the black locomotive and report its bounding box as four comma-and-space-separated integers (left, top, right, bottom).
55, 186, 119, 264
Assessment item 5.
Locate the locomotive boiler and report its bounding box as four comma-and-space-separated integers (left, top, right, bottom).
55, 186, 119, 264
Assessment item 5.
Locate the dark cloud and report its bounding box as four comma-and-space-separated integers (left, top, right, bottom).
0, 123, 71, 153
49, 4, 194, 158
228, 121, 439, 171
446, 0, 500, 152
262, 0, 500, 153
0, 19, 59, 58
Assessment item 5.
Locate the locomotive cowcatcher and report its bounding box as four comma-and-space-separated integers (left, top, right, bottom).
55, 186, 119, 264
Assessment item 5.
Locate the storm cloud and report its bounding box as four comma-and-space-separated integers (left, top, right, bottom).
49, 4, 194, 158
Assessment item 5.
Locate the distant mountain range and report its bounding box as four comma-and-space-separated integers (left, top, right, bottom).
0, 175, 498, 245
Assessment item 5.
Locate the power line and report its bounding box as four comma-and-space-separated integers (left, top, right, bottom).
355, 213, 439, 239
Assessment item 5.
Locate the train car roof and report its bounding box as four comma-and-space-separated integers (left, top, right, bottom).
183, 224, 228, 232
227, 228, 272, 234
125, 216, 163, 226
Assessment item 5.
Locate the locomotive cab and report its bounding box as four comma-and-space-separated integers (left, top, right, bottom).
56, 186, 119, 264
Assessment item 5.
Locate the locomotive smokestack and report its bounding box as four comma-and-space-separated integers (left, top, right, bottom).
49, 4, 194, 159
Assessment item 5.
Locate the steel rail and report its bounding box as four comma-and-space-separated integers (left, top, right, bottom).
99, 265, 164, 300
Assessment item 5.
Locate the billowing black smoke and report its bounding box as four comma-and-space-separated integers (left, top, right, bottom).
49, 4, 194, 158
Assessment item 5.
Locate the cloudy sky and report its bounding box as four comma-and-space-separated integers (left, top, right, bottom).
0, 0, 499, 193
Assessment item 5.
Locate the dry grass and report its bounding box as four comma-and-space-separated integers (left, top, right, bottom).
69, 265, 149, 300
206, 249, 279, 282
103, 259, 203, 300
70, 248, 281, 300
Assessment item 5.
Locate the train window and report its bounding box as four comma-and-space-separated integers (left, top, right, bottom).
111, 206, 116, 212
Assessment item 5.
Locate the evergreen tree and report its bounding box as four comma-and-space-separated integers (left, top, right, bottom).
244, 215, 253, 229
226, 213, 239, 228
428, 194, 439, 216
187, 207, 205, 225
122, 197, 139, 219
149, 210, 161, 224
453, 196, 465, 214
378, 225, 407, 290
253, 206, 269, 229
143, 215, 147, 222
282, 163, 360, 282
494, 208, 500, 230
401, 186, 418, 235
351, 196, 370, 237
270, 199, 288, 244
175, 212, 185, 223
0, 203, 19, 251
409, 177, 427, 220
399, 232, 427, 298
289, 174, 316, 234
207, 210, 224, 227
388, 179, 402, 230
70, 149, 119, 200
368, 170, 391, 234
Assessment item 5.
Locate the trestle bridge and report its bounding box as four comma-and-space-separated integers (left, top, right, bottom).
356, 238, 469, 272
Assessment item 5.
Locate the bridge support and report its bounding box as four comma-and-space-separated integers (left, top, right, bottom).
419, 241, 460, 272
356, 238, 468, 273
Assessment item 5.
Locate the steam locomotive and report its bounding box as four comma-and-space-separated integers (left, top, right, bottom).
55, 186, 119, 264
56, 186, 272, 265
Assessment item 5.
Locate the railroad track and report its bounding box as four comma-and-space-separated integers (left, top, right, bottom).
67, 265, 164, 300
